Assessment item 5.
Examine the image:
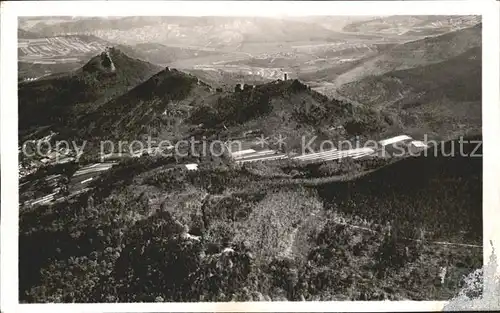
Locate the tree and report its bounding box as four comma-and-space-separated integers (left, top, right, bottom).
374, 231, 408, 278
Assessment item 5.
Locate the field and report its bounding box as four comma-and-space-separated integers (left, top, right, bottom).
18, 35, 110, 79
19, 36, 108, 61
172, 40, 391, 84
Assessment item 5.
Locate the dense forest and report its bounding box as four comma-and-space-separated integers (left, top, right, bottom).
19, 135, 482, 302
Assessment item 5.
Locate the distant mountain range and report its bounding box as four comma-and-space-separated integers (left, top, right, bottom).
17, 16, 399, 47
17, 17, 481, 84
20, 16, 480, 47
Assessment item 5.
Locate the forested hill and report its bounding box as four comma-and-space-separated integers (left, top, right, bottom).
76, 67, 214, 141
337, 46, 481, 141
317, 134, 482, 244
18, 48, 161, 138
74, 74, 389, 150
187, 79, 391, 150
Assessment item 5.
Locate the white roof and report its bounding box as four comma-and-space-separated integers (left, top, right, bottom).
321, 148, 375, 161
253, 149, 276, 155
80, 177, 93, 184
231, 149, 256, 157
185, 163, 199, 171
58, 157, 75, 164
410, 140, 427, 148
293, 149, 339, 160
346, 147, 375, 155
292, 148, 374, 162
236, 150, 277, 161
237, 154, 287, 164
379, 135, 412, 147
222, 247, 235, 253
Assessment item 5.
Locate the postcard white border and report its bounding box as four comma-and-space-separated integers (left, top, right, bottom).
1, 1, 499, 312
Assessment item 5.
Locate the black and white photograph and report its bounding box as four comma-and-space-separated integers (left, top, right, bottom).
1, 0, 500, 310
